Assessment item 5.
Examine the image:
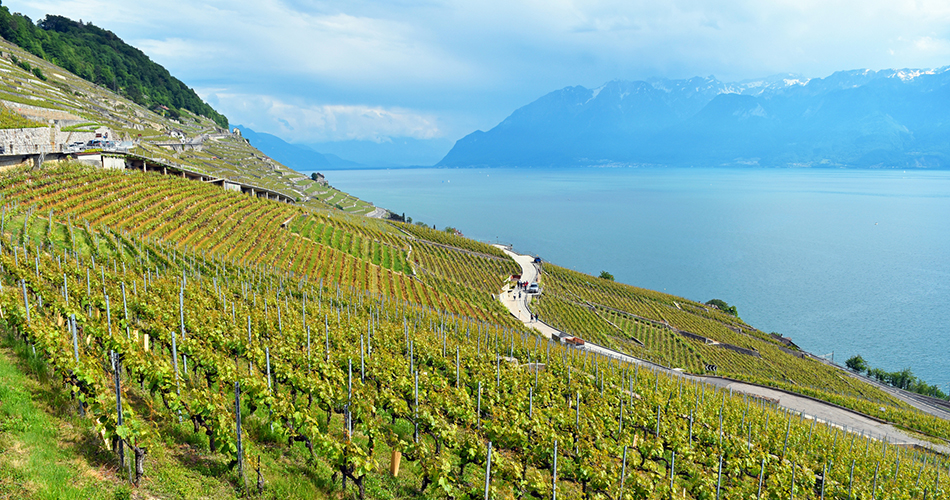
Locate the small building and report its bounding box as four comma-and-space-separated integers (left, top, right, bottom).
74, 152, 126, 169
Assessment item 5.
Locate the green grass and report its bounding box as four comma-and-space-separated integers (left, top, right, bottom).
0, 330, 346, 500
60, 122, 99, 132
0, 105, 46, 129
0, 337, 127, 500
0, 92, 70, 112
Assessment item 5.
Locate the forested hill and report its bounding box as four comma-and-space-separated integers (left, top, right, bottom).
0, 4, 228, 128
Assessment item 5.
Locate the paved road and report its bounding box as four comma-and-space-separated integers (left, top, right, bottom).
495, 246, 950, 453
818, 357, 950, 422
366, 207, 389, 219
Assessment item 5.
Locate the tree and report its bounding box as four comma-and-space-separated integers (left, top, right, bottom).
599, 271, 614, 281
869, 367, 888, 383
0, 9, 230, 127
887, 368, 916, 390
705, 299, 737, 317
845, 355, 868, 373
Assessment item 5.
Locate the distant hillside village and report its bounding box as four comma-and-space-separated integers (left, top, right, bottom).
0, 97, 382, 215
0, 94, 237, 156
0, 97, 327, 207
0, 116, 300, 204
0, 100, 127, 155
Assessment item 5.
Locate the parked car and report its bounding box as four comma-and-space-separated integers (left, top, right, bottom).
526, 282, 540, 294
86, 139, 116, 149
562, 336, 585, 346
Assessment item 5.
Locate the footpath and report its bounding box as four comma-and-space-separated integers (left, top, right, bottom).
494, 245, 950, 454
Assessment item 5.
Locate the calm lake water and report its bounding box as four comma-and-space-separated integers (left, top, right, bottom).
321, 167, 950, 386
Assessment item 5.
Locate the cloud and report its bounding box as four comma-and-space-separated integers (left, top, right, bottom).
8, 0, 950, 139
204, 91, 442, 143
912, 36, 950, 53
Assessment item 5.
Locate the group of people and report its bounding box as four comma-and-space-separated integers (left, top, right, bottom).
511, 280, 539, 322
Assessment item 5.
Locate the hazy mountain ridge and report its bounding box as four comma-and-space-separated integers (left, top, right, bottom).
440, 67, 950, 168
232, 125, 454, 169
232, 125, 335, 170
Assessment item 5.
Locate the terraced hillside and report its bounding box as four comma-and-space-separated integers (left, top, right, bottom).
0, 35, 378, 215
0, 165, 516, 326
2, 163, 949, 500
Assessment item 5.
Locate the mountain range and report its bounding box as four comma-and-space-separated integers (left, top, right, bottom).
438, 69, 950, 168
233, 126, 452, 170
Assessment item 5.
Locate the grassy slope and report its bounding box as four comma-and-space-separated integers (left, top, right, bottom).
0, 338, 124, 500
0, 305, 349, 500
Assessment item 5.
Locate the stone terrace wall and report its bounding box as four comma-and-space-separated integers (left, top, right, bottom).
0, 126, 100, 153
0, 127, 51, 153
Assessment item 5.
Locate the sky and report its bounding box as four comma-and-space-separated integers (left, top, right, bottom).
7, 0, 950, 149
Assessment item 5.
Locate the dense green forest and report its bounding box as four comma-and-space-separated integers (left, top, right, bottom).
0, 3, 228, 128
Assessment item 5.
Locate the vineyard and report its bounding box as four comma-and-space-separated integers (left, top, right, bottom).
288, 212, 412, 274
0, 164, 521, 326
395, 223, 510, 260
532, 263, 950, 443
0, 163, 949, 499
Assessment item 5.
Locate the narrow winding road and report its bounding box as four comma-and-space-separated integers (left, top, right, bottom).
494, 246, 950, 454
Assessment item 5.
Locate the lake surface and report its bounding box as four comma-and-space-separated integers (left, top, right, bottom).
321, 167, 950, 387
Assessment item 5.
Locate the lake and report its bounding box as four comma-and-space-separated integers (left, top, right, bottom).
320, 166, 950, 387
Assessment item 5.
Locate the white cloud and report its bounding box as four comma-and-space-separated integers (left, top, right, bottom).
204, 91, 442, 142
8, 0, 950, 137
913, 36, 950, 53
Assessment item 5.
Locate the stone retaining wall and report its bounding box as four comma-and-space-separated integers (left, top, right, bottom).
778, 345, 805, 358
0, 125, 105, 154
0, 127, 51, 153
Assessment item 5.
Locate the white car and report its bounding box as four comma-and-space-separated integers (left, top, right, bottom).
526, 283, 540, 294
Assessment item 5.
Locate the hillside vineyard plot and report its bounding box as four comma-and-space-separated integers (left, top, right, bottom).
531, 260, 950, 442
4, 165, 949, 442
0, 165, 512, 324
1, 164, 949, 499
3, 227, 949, 498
